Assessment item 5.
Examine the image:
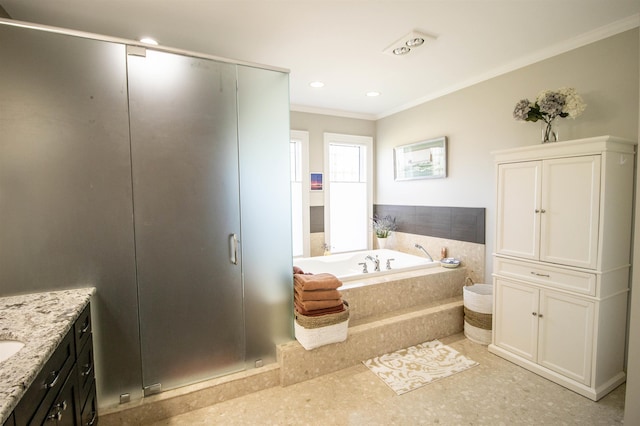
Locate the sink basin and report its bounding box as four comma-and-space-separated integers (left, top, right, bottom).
0, 340, 25, 363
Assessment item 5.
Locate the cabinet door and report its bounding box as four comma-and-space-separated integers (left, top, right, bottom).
540, 156, 600, 269
538, 290, 594, 385
494, 278, 539, 361
496, 161, 541, 260
43, 365, 81, 426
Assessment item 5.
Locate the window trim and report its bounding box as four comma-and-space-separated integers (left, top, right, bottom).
291, 130, 310, 257
323, 132, 374, 252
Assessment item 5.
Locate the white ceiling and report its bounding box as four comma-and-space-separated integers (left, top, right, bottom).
2, 1, 639, 119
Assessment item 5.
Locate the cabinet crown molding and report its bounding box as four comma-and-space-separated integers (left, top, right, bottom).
493, 135, 636, 163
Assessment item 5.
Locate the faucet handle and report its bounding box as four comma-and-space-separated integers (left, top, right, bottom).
386, 258, 395, 270
358, 262, 368, 273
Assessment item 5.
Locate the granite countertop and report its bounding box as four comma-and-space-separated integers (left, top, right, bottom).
0, 288, 95, 423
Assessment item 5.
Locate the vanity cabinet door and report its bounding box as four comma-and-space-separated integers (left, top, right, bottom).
494, 278, 539, 362
3, 412, 14, 426
14, 329, 75, 425
43, 365, 81, 426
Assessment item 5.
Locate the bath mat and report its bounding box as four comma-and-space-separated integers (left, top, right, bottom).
363, 340, 478, 395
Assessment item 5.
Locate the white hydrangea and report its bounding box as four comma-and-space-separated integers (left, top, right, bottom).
558, 87, 586, 119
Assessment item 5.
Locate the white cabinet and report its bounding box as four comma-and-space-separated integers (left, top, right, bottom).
496, 155, 600, 269
489, 136, 635, 401
494, 278, 594, 386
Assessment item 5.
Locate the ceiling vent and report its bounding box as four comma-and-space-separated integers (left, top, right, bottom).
383, 30, 436, 56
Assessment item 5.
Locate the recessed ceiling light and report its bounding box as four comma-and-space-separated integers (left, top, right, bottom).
383, 30, 436, 56
309, 81, 325, 88
392, 46, 411, 55
405, 37, 424, 48
366, 91, 381, 97
140, 37, 158, 45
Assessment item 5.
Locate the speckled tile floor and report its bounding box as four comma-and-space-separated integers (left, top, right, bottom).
149, 334, 625, 425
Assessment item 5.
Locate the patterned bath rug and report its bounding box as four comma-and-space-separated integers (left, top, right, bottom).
363, 340, 478, 395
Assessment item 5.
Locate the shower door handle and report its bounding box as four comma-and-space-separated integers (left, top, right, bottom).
229, 233, 239, 265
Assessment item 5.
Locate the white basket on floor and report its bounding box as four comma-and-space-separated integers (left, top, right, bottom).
294, 302, 349, 350
294, 319, 349, 350
463, 284, 493, 345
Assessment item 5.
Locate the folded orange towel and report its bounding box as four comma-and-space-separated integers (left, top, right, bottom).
294, 302, 345, 317
294, 293, 343, 311
293, 273, 342, 291
294, 286, 342, 302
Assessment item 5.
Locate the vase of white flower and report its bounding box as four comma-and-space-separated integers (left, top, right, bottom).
513, 87, 586, 144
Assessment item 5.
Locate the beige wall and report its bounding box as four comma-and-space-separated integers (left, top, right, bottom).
290, 111, 375, 207
376, 29, 639, 283
624, 28, 640, 426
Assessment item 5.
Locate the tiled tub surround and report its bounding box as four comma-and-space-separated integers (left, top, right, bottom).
308, 205, 486, 263
0, 288, 95, 424
278, 266, 466, 386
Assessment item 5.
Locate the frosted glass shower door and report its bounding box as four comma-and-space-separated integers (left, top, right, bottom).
127, 49, 244, 392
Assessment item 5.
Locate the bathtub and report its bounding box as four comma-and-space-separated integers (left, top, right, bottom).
294, 249, 439, 283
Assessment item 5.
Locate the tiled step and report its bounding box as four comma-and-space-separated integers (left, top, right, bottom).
277, 297, 464, 386
99, 364, 280, 426
340, 267, 466, 323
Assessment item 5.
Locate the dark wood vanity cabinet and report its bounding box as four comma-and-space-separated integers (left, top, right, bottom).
3, 412, 15, 426
13, 303, 97, 426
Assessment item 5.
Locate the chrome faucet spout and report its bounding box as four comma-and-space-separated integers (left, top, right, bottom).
365, 255, 381, 272
414, 243, 434, 262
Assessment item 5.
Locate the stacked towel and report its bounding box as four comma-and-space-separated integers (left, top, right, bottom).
293, 268, 345, 316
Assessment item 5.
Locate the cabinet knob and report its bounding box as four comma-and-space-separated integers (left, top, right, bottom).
532, 312, 537, 316
538, 314, 544, 318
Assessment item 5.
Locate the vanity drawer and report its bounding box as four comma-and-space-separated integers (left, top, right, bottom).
14, 328, 75, 425
80, 382, 98, 426
77, 335, 95, 409
495, 257, 596, 296
74, 304, 92, 357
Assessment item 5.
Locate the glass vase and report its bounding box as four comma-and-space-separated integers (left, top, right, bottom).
541, 120, 558, 143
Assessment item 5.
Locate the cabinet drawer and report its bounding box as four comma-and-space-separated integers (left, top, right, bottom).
37, 364, 81, 426
80, 382, 98, 426
74, 304, 92, 357
77, 335, 95, 409
14, 328, 75, 425
495, 257, 596, 296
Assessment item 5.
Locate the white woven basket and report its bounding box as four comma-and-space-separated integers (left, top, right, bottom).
464, 320, 492, 345
463, 284, 493, 314
294, 319, 349, 350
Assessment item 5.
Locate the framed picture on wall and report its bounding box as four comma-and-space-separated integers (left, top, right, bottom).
310, 172, 323, 191
394, 136, 447, 180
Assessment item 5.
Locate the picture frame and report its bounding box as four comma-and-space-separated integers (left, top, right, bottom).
394, 136, 447, 181
310, 172, 323, 191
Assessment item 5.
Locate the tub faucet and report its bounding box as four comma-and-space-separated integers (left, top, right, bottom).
414, 244, 434, 262
365, 255, 380, 272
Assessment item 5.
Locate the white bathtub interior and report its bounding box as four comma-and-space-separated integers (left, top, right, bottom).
294, 249, 439, 282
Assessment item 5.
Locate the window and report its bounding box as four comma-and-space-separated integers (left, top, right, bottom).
290, 130, 310, 257
324, 133, 373, 253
